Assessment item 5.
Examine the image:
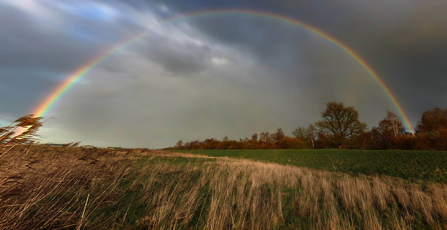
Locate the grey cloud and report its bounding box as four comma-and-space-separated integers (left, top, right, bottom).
137, 35, 212, 75
0, 0, 143, 118
2, 0, 446, 148
159, 0, 447, 127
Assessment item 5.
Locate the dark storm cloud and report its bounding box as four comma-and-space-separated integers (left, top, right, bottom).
159, 0, 447, 124
328, 0, 447, 122
2, 0, 446, 148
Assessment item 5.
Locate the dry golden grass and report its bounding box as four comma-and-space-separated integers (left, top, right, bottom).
0, 146, 132, 229
1, 146, 447, 229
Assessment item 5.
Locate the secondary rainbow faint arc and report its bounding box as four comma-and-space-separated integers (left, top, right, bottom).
31, 9, 415, 133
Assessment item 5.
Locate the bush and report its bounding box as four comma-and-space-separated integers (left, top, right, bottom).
279, 137, 306, 149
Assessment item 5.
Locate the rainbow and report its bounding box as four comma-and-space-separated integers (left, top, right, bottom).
30, 9, 415, 133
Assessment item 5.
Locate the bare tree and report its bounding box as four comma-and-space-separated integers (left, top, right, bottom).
315, 102, 367, 147
370, 111, 406, 149
416, 107, 447, 149
292, 127, 308, 140
273, 128, 285, 149
175, 140, 183, 148
260, 132, 270, 145
293, 125, 317, 148
307, 124, 316, 149
417, 107, 447, 136
251, 133, 258, 142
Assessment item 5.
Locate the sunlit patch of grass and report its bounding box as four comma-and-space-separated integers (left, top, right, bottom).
175, 149, 447, 183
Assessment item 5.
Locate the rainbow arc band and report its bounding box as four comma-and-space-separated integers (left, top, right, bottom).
30, 9, 415, 133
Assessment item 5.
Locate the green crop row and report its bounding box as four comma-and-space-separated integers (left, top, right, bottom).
172, 149, 447, 183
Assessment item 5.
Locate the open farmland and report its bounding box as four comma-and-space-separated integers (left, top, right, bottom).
173, 149, 447, 184
1, 146, 447, 229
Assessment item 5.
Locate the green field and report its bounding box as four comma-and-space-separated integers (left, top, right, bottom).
172, 149, 447, 183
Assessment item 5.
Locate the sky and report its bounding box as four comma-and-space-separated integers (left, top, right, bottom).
0, 0, 446, 148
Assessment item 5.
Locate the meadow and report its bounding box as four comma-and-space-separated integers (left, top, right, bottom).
1, 146, 447, 229
173, 149, 447, 184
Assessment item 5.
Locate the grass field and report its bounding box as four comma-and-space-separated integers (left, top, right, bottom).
172, 149, 447, 184
2, 146, 447, 229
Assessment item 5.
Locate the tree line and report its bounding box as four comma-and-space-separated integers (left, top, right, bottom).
169, 102, 447, 150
